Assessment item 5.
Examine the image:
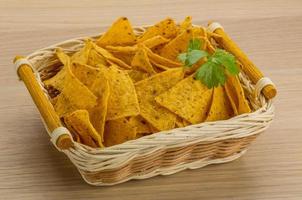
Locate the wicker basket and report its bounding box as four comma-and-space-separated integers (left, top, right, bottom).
14, 22, 276, 186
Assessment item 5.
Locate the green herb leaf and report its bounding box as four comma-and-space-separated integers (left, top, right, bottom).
195, 49, 239, 88
188, 38, 202, 51
186, 50, 208, 66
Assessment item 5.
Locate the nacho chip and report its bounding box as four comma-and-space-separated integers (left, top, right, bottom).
131, 45, 156, 74
205, 86, 234, 122
105, 65, 140, 120
143, 45, 182, 68
54, 67, 97, 117
91, 41, 132, 69
179, 16, 192, 32
127, 70, 150, 83
129, 115, 152, 134
88, 71, 110, 141
104, 118, 137, 146
150, 60, 170, 71
105, 45, 137, 54
159, 29, 192, 61
155, 75, 213, 124
64, 110, 103, 147
43, 49, 71, 91
97, 17, 137, 47
142, 35, 170, 49
71, 62, 100, 88
135, 68, 184, 130
138, 18, 178, 42
224, 75, 251, 115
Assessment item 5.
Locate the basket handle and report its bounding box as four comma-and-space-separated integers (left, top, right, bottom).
207, 22, 277, 100
14, 56, 73, 150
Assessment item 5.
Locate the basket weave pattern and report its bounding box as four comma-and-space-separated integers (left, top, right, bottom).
24, 26, 274, 186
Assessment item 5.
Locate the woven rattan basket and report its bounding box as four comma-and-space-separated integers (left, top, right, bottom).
15, 22, 276, 186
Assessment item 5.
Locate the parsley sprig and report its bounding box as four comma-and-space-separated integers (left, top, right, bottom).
177, 39, 239, 88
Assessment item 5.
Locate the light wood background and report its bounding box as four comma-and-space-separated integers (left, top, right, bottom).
1, 0, 302, 199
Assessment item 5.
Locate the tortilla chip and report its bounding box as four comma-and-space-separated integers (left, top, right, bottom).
105, 45, 137, 54
159, 29, 192, 61
150, 60, 170, 71
135, 68, 184, 130
192, 26, 207, 38
91, 41, 132, 69
64, 110, 103, 147
205, 86, 234, 122
175, 116, 185, 128
105, 65, 140, 120
131, 45, 156, 74
143, 45, 182, 68
142, 35, 170, 49
179, 16, 192, 32
135, 132, 152, 139
104, 118, 137, 146
88, 71, 110, 141
97, 17, 137, 47
127, 70, 150, 83
155, 75, 213, 124
224, 75, 251, 115
54, 67, 97, 117
138, 18, 178, 42
128, 115, 152, 134
43, 49, 71, 91
71, 62, 100, 88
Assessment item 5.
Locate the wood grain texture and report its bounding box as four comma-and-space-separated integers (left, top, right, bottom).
1, 0, 302, 199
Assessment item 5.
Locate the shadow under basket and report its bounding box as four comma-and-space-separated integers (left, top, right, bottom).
14, 22, 276, 186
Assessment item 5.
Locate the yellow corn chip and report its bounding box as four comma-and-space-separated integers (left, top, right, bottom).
88, 70, 110, 141
104, 118, 137, 146
159, 29, 192, 61
106, 45, 137, 54
127, 70, 150, 83
135, 68, 184, 130
138, 18, 178, 42
143, 45, 182, 68
71, 62, 100, 88
54, 67, 97, 117
155, 75, 213, 124
43, 49, 71, 91
64, 110, 103, 147
224, 75, 251, 115
128, 115, 152, 134
179, 16, 192, 32
97, 17, 137, 47
131, 45, 156, 74
150, 60, 170, 71
105, 65, 140, 120
205, 86, 234, 122
142, 35, 170, 49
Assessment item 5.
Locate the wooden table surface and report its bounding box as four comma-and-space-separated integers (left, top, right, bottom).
1, 0, 302, 199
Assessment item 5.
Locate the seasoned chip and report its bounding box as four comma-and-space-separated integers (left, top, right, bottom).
138, 18, 178, 42
71, 62, 100, 88
155, 75, 213, 124
54, 67, 97, 117
224, 75, 251, 115
127, 70, 150, 83
159, 29, 192, 61
105, 45, 137, 54
131, 45, 156, 74
135, 68, 184, 130
143, 45, 182, 68
88, 71, 110, 141
64, 110, 103, 147
142, 35, 170, 49
43, 49, 71, 91
97, 17, 137, 47
129, 115, 152, 134
150, 60, 170, 71
104, 118, 137, 146
106, 65, 140, 120
179, 16, 192, 32
205, 86, 234, 122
